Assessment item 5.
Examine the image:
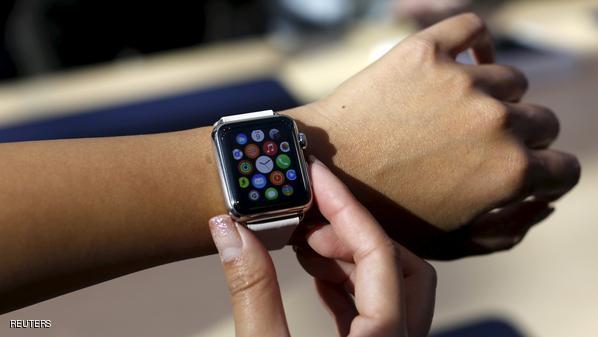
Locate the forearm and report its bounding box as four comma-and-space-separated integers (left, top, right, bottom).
0, 104, 335, 313
0, 126, 219, 311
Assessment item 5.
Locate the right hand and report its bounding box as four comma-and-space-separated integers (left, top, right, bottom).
297, 157, 436, 337
304, 13, 580, 258
208, 158, 436, 337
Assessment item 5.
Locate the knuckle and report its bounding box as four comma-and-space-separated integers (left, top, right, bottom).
407, 36, 438, 60
537, 105, 560, 139
503, 65, 529, 93
454, 69, 476, 89
377, 238, 401, 259
459, 12, 487, 33
480, 99, 510, 129
226, 260, 276, 298
505, 145, 532, 196
561, 151, 582, 187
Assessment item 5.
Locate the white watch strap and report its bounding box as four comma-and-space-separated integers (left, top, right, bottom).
219, 110, 274, 123
247, 216, 301, 250
220, 109, 299, 250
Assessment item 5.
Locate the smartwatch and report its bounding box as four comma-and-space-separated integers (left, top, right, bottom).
212, 110, 312, 250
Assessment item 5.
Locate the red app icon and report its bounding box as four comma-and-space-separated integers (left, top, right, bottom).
269, 171, 285, 185
244, 144, 259, 159
263, 141, 278, 156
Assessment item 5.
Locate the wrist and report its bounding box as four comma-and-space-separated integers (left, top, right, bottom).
282, 101, 343, 165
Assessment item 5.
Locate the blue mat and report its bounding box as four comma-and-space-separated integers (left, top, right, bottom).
432, 318, 526, 337
0, 77, 299, 142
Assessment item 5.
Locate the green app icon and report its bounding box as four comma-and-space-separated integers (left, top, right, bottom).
265, 187, 279, 200
238, 160, 253, 175
239, 177, 250, 188
275, 154, 291, 169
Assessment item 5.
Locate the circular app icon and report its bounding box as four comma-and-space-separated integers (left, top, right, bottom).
263, 141, 278, 156
286, 169, 297, 181
269, 129, 282, 140
239, 177, 250, 188
255, 155, 274, 174
244, 144, 259, 159
265, 187, 279, 200
236, 133, 248, 145
282, 184, 294, 196
232, 148, 243, 160
238, 160, 253, 175
270, 171, 285, 185
275, 154, 291, 169
251, 130, 265, 142
248, 190, 260, 201
280, 141, 290, 153
251, 174, 267, 189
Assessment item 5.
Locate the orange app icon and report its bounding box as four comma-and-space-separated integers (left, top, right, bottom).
244, 144, 260, 159
270, 171, 285, 185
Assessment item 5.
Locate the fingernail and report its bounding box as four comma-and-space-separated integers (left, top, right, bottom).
209, 216, 243, 262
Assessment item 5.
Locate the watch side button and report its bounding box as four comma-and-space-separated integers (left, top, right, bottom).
298, 132, 308, 149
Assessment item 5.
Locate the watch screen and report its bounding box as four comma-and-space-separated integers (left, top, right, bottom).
215, 115, 311, 216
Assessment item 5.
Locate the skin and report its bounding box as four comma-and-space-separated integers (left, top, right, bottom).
0, 14, 580, 313
209, 158, 436, 337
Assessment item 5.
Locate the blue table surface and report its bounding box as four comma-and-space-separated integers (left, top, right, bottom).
0, 78, 300, 142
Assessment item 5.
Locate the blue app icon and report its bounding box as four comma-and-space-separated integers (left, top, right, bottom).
248, 190, 260, 201
251, 174, 267, 189
236, 133, 248, 145
232, 149, 243, 160
269, 128, 282, 140
286, 169, 297, 181
282, 184, 294, 196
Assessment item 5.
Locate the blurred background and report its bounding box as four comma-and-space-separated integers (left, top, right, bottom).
0, 0, 597, 336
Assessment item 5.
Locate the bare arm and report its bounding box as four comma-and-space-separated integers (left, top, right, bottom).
0, 13, 579, 313
0, 126, 215, 312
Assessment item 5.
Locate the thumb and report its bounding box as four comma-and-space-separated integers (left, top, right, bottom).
209, 215, 291, 337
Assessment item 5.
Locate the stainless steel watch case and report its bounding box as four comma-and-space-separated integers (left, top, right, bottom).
211, 112, 312, 224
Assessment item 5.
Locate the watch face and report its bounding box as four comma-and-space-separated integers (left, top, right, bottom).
214, 115, 311, 216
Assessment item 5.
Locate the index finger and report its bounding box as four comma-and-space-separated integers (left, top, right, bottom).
310, 158, 406, 333
416, 12, 495, 64
309, 157, 392, 261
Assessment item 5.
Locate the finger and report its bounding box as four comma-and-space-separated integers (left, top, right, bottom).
315, 279, 357, 337
467, 201, 554, 252
296, 244, 356, 293
428, 201, 555, 260
507, 103, 560, 148
464, 64, 528, 102
309, 157, 392, 259
398, 247, 437, 337
209, 215, 290, 337
305, 224, 354, 262
528, 149, 581, 200
417, 12, 495, 63
310, 157, 406, 334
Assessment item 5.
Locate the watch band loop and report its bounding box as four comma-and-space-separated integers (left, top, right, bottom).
219, 110, 275, 123
247, 215, 300, 250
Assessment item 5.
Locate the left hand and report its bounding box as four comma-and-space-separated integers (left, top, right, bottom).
301, 13, 580, 259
